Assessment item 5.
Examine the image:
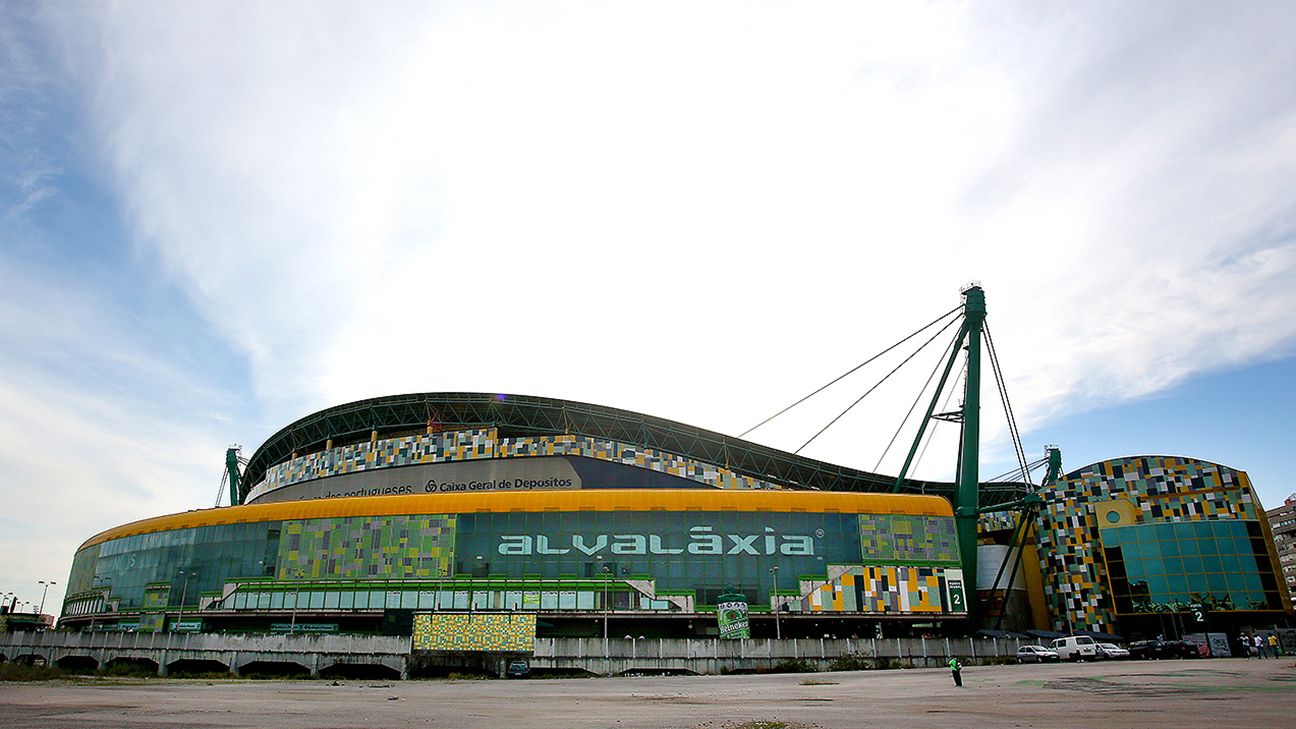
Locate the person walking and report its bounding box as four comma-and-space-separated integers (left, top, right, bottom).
1267, 633, 1281, 657
1254, 633, 1266, 659
948, 656, 963, 687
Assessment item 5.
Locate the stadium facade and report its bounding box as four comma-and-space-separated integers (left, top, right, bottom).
59, 393, 1291, 643
1035, 455, 1290, 638
60, 393, 977, 638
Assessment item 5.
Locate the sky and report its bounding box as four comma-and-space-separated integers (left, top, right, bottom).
1, 1, 1294, 615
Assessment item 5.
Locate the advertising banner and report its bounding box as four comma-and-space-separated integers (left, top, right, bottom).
251, 457, 584, 503
1205, 632, 1231, 657
716, 591, 750, 639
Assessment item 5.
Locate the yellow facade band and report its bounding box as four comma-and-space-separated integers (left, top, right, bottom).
80, 489, 952, 550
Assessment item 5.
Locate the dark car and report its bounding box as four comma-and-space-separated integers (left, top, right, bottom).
1129, 640, 1201, 660
1161, 640, 1204, 658
1128, 640, 1170, 659
505, 660, 530, 678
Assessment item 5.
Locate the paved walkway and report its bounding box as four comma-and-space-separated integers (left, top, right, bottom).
2, 658, 1293, 728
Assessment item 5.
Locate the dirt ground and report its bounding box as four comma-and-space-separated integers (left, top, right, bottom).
1, 658, 1293, 729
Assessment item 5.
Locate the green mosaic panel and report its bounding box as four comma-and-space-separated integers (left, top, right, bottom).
278, 515, 455, 580
412, 612, 536, 651
138, 613, 165, 633
859, 514, 959, 565
141, 585, 171, 609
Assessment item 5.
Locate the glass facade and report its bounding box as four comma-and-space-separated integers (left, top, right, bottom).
68, 522, 278, 610
1101, 520, 1283, 613
66, 507, 963, 618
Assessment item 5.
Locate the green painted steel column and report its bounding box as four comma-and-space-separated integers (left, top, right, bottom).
957, 286, 986, 604
1043, 446, 1062, 487
225, 447, 242, 506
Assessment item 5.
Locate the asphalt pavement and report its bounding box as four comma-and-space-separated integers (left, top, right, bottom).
2, 657, 1293, 728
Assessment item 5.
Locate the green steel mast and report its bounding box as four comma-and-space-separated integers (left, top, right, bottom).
955, 286, 986, 603
225, 447, 242, 507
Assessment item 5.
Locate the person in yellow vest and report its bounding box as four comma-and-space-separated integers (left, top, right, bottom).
1267, 633, 1281, 657
948, 657, 963, 687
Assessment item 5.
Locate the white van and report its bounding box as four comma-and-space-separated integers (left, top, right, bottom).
1050, 635, 1098, 661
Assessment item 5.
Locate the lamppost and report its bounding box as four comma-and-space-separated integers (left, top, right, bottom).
290, 569, 306, 634
175, 569, 196, 631
625, 635, 645, 660
38, 580, 56, 616
768, 567, 781, 640
601, 563, 611, 641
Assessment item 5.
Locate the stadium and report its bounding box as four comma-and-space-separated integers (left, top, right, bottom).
47, 286, 1291, 660
58, 392, 985, 639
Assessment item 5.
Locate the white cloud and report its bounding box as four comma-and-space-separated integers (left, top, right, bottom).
9, 1, 1294, 530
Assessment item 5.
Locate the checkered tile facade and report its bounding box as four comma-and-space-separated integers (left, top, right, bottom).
278, 515, 456, 580
1036, 456, 1260, 633
800, 565, 955, 613
412, 612, 536, 651
860, 514, 960, 565
249, 428, 781, 499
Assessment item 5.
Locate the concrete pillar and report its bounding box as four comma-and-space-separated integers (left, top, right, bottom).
310, 654, 321, 677
229, 652, 239, 677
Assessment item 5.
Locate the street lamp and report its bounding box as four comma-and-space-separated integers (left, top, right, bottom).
601, 562, 611, 641
768, 567, 781, 640
290, 569, 306, 634
175, 569, 196, 631
38, 580, 56, 616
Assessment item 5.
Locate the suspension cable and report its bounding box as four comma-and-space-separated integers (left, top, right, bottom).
986, 456, 1048, 483
215, 470, 229, 508
738, 305, 962, 438
984, 322, 1032, 487
873, 321, 961, 471
795, 314, 961, 455
911, 358, 966, 483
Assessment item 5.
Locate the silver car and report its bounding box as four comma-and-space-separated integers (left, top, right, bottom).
1016, 645, 1060, 663
1096, 642, 1130, 660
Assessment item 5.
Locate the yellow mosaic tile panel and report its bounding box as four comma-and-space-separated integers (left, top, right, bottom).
412, 612, 536, 652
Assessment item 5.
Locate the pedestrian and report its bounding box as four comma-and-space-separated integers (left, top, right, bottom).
948, 656, 963, 687
1254, 633, 1266, 659
1267, 633, 1281, 657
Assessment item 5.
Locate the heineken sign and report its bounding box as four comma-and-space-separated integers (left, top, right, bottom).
716, 592, 751, 639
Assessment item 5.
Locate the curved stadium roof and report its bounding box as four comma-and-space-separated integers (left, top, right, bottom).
241, 392, 1031, 507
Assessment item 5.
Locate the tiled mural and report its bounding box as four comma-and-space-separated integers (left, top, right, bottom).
801, 565, 958, 613
249, 428, 782, 499
412, 612, 536, 651
278, 515, 456, 580
1035, 456, 1264, 633
860, 515, 960, 565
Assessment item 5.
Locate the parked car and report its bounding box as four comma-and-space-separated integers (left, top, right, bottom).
1095, 643, 1130, 660
1128, 639, 1200, 659
1016, 645, 1060, 663
1162, 640, 1204, 658
1128, 640, 1168, 659
1050, 635, 1099, 661
505, 660, 530, 678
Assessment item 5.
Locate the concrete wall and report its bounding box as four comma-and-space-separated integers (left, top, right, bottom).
0, 632, 411, 678
533, 636, 1027, 675
1, 633, 1026, 679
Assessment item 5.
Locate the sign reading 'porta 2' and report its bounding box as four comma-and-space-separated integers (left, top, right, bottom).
498, 526, 817, 556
